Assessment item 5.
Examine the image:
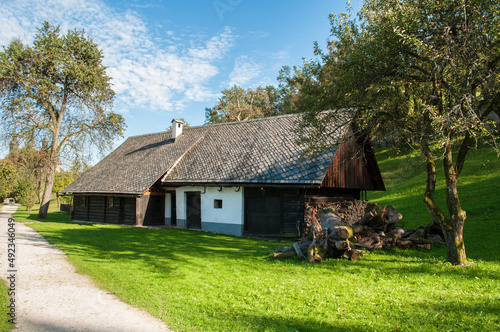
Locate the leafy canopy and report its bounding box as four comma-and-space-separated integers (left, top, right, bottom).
289, 0, 499, 265
0, 21, 125, 161
303, 0, 500, 152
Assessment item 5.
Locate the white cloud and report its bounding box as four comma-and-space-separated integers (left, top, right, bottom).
228, 56, 262, 87
0, 0, 235, 112
188, 26, 234, 60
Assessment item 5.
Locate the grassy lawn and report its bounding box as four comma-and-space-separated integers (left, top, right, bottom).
1, 204, 15, 331
0, 280, 14, 332
12, 146, 500, 331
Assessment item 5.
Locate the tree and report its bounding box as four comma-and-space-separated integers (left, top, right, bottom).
277, 58, 322, 115
0, 21, 126, 218
14, 146, 48, 211
205, 85, 282, 124
293, 0, 499, 265
0, 159, 17, 200
53, 170, 73, 206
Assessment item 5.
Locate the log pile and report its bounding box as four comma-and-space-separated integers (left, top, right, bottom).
269, 200, 443, 262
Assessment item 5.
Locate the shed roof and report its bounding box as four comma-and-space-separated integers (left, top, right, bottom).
61, 113, 350, 195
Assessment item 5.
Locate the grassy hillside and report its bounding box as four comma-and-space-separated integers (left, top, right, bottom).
12, 146, 500, 331
369, 145, 500, 261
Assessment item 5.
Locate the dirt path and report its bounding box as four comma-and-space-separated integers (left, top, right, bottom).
0, 205, 171, 332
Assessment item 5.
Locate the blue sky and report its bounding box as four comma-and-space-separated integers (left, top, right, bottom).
1, 0, 361, 158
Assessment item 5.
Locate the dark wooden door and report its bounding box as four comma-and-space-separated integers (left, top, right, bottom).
170, 192, 177, 226
118, 197, 125, 224
147, 194, 165, 225
245, 196, 282, 235
186, 192, 201, 229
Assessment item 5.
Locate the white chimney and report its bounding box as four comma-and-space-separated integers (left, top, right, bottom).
171, 119, 184, 140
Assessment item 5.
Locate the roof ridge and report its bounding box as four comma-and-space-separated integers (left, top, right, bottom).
183, 113, 301, 131
124, 113, 302, 139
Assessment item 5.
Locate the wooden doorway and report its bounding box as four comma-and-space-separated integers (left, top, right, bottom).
186, 192, 201, 229
170, 192, 177, 226
245, 196, 281, 235
146, 194, 165, 225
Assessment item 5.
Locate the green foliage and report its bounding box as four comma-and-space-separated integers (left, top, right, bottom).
370, 145, 500, 260
16, 178, 37, 213
205, 85, 283, 124
288, 0, 499, 265
277, 58, 322, 114
0, 159, 17, 200
0, 21, 126, 218
53, 170, 75, 204
53, 171, 73, 194
293, 0, 499, 150
0, 21, 125, 152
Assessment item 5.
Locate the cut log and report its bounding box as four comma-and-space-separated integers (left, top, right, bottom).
351, 225, 366, 234
293, 242, 306, 260
272, 252, 296, 260
307, 243, 325, 263
328, 226, 353, 240
318, 208, 342, 229
396, 239, 415, 249
357, 234, 380, 246
346, 249, 360, 261
269, 200, 441, 263
358, 209, 377, 225
353, 243, 376, 250
416, 243, 432, 250
333, 240, 350, 250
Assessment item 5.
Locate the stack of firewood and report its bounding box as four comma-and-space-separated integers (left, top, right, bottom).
270, 200, 443, 262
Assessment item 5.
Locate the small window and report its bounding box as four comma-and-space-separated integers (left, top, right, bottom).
106, 197, 114, 208
214, 199, 223, 209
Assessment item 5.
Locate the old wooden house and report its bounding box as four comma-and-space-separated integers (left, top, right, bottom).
61, 113, 385, 237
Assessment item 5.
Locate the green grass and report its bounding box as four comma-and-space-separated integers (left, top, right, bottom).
0, 280, 15, 332
1, 204, 16, 331
11, 146, 500, 331
369, 145, 500, 261
13, 201, 70, 223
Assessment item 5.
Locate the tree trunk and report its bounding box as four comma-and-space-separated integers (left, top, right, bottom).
442, 219, 466, 265
422, 142, 467, 266
38, 163, 56, 218
38, 139, 59, 219
38, 176, 45, 203
442, 144, 467, 265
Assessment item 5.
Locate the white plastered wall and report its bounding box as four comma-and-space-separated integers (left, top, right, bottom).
175, 186, 245, 235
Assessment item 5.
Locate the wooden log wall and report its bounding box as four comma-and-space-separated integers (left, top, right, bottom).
105, 197, 120, 224
121, 197, 136, 225
71, 195, 136, 225
88, 196, 105, 223
282, 189, 303, 235
72, 196, 88, 220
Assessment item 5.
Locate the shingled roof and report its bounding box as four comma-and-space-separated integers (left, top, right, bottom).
61, 113, 343, 195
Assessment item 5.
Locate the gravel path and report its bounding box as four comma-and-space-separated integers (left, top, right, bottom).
0, 205, 171, 332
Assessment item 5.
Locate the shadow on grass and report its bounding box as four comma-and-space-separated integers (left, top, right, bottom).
31, 223, 278, 277
197, 311, 374, 332
28, 222, 500, 331
32, 222, 500, 281
14, 210, 70, 223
